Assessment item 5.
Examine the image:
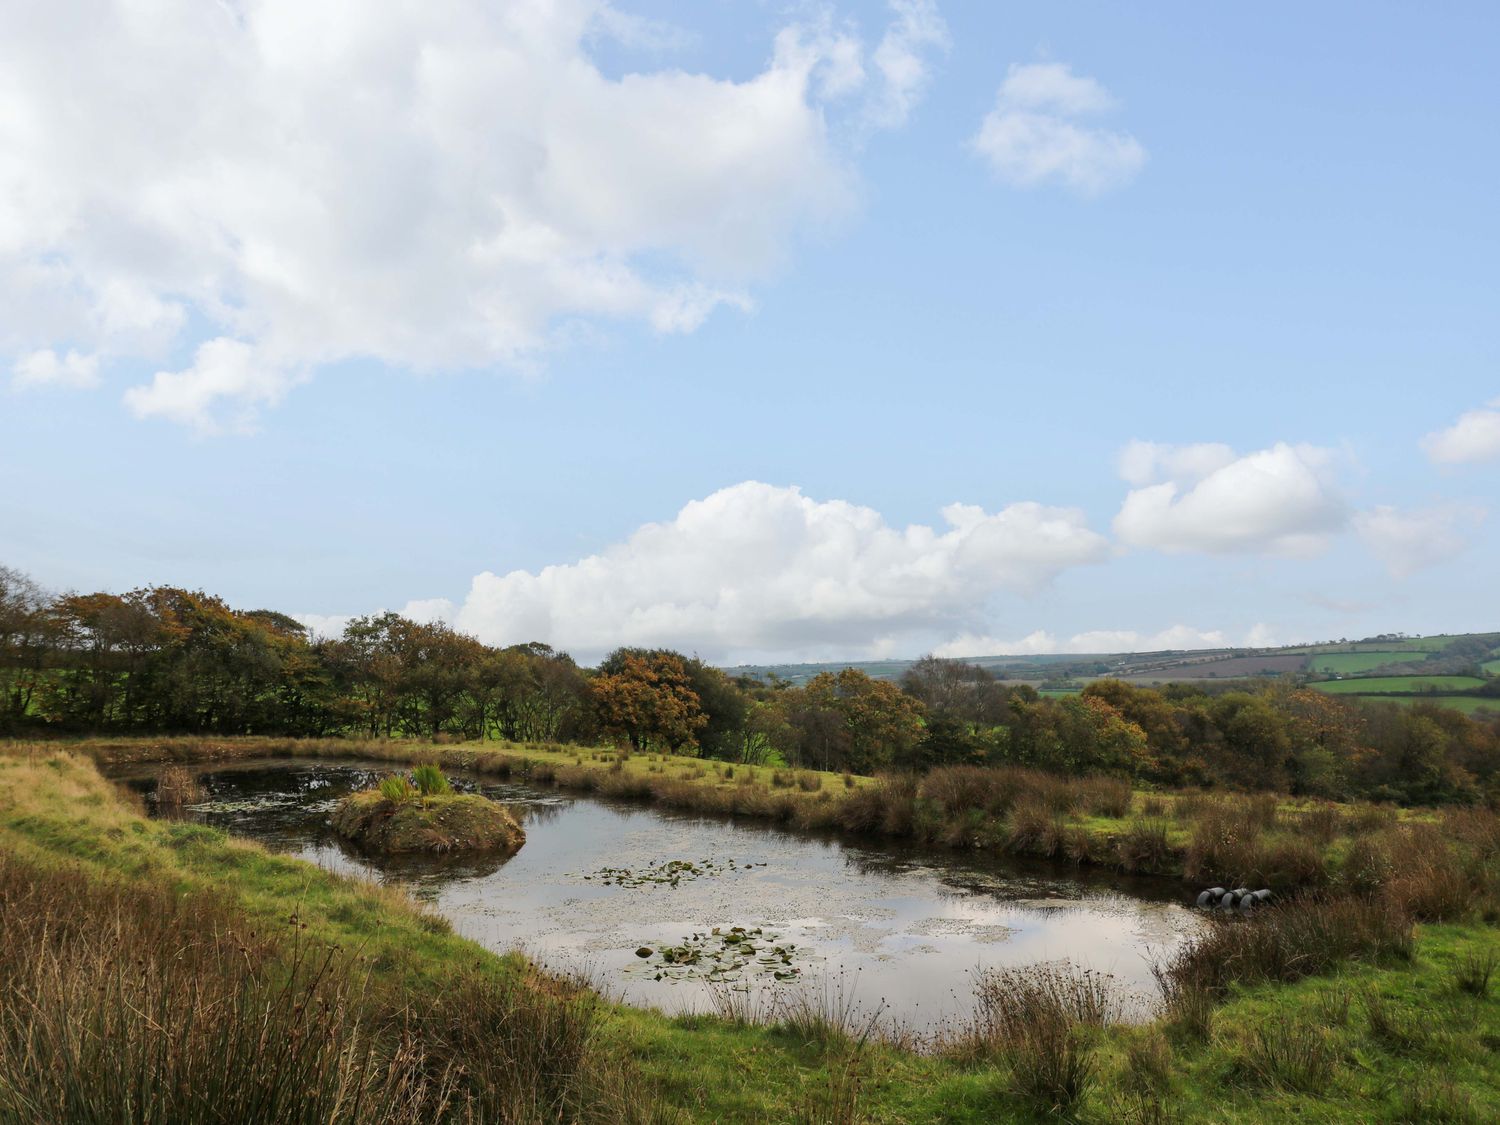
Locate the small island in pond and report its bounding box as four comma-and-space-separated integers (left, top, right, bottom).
331, 766, 525, 855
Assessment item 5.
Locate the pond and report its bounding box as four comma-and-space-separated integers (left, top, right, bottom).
113, 759, 1203, 1035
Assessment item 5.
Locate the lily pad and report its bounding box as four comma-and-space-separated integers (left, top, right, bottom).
577, 857, 766, 889
622, 924, 809, 984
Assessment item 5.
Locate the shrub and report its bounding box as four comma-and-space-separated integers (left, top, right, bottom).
795, 771, 823, 793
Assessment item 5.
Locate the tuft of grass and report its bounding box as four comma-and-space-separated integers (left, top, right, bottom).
378, 773, 416, 802
1230, 1018, 1337, 1092
410, 763, 451, 797
1114, 818, 1175, 874
1156, 894, 1414, 1000
1454, 950, 1497, 997
155, 764, 204, 810
961, 963, 1120, 1118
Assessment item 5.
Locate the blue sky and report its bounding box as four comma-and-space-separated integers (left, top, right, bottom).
2, 1, 1497, 663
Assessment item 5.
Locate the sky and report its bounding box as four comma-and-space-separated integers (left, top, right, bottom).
2, 0, 1498, 665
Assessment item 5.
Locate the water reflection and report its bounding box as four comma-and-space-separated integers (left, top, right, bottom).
112, 759, 1203, 1033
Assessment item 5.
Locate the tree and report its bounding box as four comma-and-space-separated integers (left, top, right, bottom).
900, 655, 1009, 727
788, 668, 925, 773
591, 649, 706, 752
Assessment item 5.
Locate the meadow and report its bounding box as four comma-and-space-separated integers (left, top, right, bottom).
4, 737, 1500, 1121
1313, 675, 1487, 694
1309, 652, 1414, 675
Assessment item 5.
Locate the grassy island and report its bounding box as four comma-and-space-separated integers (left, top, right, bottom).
331, 766, 525, 855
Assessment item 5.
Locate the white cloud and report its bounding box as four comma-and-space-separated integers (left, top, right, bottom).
1353, 503, 1483, 578
292, 597, 457, 642
453, 481, 1109, 662
1116, 440, 1236, 488
868, 1, 950, 127
935, 624, 1241, 658
123, 338, 298, 434
11, 348, 100, 390
971, 62, 1146, 196
1422, 397, 1500, 464
1113, 442, 1347, 556
0, 1, 944, 430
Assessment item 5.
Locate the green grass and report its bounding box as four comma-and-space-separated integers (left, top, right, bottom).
5, 746, 1500, 1122
1313, 675, 1486, 694
1341, 694, 1499, 716
1483, 659, 1500, 675
1309, 652, 1417, 675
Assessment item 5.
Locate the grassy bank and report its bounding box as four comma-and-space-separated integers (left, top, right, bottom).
4, 742, 1500, 1121
54, 734, 1492, 896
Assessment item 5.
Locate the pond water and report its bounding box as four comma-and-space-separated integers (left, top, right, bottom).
113, 759, 1203, 1035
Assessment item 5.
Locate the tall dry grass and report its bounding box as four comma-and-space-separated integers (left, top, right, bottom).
956, 962, 1122, 1117
0, 851, 643, 1124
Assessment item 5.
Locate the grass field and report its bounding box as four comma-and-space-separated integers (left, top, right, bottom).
1309, 652, 1418, 675
1484, 659, 1500, 675
1313, 675, 1486, 694
4, 741, 1500, 1122
1338, 694, 1499, 716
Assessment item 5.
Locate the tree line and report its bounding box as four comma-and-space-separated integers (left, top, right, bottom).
3, 565, 1497, 805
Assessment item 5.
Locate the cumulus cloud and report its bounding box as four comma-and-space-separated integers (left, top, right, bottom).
292, 597, 456, 641
1113, 442, 1348, 556
452, 481, 1109, 662
11, 348, 99, 390
1422, 397, 1500, 464
0, 1, 945, 431
1353, 503, 1483, 578
934, 624, 1251, 658
971, 62, 1146, 196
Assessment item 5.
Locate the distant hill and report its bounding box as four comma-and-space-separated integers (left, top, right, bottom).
725, 633, 1500, 718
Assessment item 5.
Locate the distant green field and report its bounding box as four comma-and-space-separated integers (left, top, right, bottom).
1037, 687, 1082, 698
1313, 675, 1486, 695
1484, 659, 1500, 675
1344, 694, 1499, 716
1310, 652, 1414, 675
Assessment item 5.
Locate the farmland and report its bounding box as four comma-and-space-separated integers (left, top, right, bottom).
1309, 651, 1414, 675
1313, 675, 1488, 695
